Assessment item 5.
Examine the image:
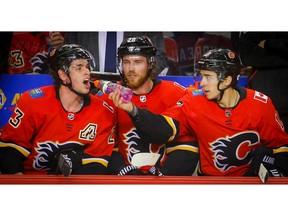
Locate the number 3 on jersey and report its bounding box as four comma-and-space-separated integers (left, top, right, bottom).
9, 107, 24, 128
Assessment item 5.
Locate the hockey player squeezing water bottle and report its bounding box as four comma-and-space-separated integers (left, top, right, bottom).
0, 44, 117, 176
108, 48, 288, 182
97, 35, 199, 176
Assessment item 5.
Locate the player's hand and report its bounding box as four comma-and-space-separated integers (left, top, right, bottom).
108, 90, 134, 112
250, 146, 274, 173
49, 148, 84, 176
46, 32, 64, 47
247, 146, 284, 177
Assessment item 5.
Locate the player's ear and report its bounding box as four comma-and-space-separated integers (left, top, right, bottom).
58, 69, 69, 83
223, 75, 232, 86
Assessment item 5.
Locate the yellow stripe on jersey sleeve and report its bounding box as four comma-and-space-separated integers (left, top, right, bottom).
0, 142, 30, 157
167, 145, 199, 154
82, 158, 109, 167
273, 145, 288, 154
162, 115, 177, 142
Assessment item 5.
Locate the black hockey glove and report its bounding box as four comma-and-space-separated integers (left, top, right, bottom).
57, 153, 73, 177
246, 146, 284, 177
49, 148, 84, 177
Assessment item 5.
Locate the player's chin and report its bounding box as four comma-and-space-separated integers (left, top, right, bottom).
84, 89, 90, 94
204, 92, 213, 100
203, 90, 209, 97
80, 87, 90, 95
126, 78, 136, 85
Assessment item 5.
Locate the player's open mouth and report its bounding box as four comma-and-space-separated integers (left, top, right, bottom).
83, 79, 91, 89
83, 79, 89, 84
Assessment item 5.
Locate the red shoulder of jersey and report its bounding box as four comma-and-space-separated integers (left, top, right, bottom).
90, 93, 116, 115
14, 85, 56, 112
157, 80, 186, 92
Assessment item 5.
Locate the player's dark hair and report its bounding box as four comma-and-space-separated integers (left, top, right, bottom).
48, 44, 95, 89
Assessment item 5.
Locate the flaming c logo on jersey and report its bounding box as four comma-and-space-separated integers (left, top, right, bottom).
210, 131, 260, 172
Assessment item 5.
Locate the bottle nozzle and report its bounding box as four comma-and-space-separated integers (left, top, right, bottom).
92, 79, 132, 102
93, 80, 101, 88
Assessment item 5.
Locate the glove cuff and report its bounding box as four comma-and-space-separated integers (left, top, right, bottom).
118, 165, 138, 176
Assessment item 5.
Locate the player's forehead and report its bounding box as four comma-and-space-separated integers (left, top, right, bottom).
200, 70, 217, 76
122, 55, 146, 61
70, 59, 89, 66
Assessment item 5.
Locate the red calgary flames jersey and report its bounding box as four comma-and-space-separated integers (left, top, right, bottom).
8, 32, 49, 74
117, 80, 196, 172
0, 86, 116, 174
163, 87, 288, 176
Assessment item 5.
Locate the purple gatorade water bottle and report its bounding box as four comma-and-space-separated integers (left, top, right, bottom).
94, 80, 133, 102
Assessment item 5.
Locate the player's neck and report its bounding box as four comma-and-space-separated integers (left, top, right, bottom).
59, 87, 84, 112
132, 79, 153, 95
218, 88, 239, 108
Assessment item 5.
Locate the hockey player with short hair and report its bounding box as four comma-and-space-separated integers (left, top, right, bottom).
101, 35, 199, 176
0, 44, 117, 175
108, 48, 288, 179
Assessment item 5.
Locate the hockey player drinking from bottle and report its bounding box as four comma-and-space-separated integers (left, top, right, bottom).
100, 35, 199, 175
108, 48, 288, 179
0, 44, 117, 176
